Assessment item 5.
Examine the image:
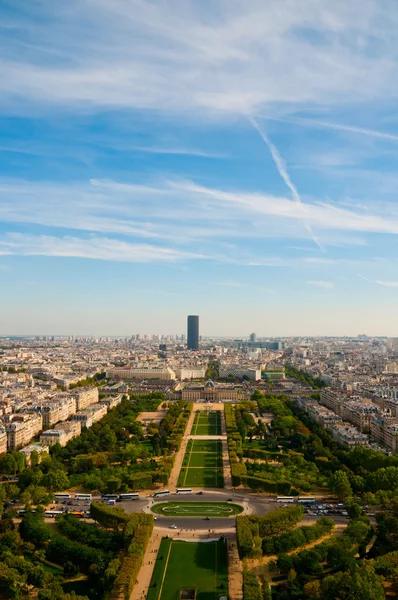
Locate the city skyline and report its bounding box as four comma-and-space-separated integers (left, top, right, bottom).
2, 1, 398, 335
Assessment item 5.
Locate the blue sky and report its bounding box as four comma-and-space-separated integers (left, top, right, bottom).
1, 0, 398, 336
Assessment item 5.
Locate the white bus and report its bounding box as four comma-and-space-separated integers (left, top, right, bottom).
176, 488, 192, 495
276, 496, 295, 503
102, 494, 119, 501
75, 494, 92, 501
298, 497, 316, 504
119, 493, 140, 500
45, 510, 63, 518
54, 493, 71, 500
154, 490, 170, 497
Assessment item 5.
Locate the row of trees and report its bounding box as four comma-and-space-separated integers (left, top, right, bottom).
236, 506, 304, 558
262, 516, 334, 555
285, 365, 327, 389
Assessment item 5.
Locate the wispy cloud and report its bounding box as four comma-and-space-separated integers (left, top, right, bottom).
307, 280, 334, 289
130, 146, 226, 158
0, 233, 207, 263
3, 1, 398, 117
218, 280, 244, 288
3, 177, 398, 252
358, 274, 398, 288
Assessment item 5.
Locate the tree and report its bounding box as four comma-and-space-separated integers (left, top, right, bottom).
277, 553, 293, 572
19, 511, 51, 545
0, 454, 16, 475
322, 562, 385, 600
303, 580, 321, 598
329, 470, 352, 500
30, 450, 39, 468
6, 484, 20, 500
347, 502, 362, 520
41, 469, 69, 492
63, 561, 79, 578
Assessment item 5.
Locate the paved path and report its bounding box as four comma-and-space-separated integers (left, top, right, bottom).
130, 532, 162, 600
220, 409, 232, 488
187, 434, 227, 440
226, 533, 243, 600
168, 407, 196, 491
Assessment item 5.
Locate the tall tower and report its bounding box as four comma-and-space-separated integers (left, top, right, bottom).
250, 332, 257, 342
187, 315, 199, 350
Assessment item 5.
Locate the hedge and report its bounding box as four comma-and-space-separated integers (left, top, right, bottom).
225, 404, 247, 485
243, 448, 286, 462
56, 513, 123, 552
237, 506, 304, 558
241, 476, 291, 494
262, 517, 334, 554
236, 515, 254, 558
90, 502, 130, 530
46, 532, 111, 571
242, 571, 262, 600
109, 515, 154, 600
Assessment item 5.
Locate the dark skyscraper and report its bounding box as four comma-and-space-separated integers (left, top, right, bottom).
187, 315, 199, 350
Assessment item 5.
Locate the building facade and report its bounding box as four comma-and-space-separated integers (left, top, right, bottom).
187, 315, 199, 350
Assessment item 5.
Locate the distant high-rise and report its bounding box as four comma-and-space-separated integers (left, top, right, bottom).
250, 332, 257, 342
187, 315, 199, 350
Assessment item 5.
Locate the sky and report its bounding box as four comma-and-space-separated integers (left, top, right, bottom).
1, 0, 398, 337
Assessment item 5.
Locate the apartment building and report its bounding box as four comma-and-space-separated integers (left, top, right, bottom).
0, 427, 7, 454
218, 365, 262, 381
106, 367, 176, 381
371, 415, 398, 453
42, 396, 76, 429
70, 387, 99, 411
341, 399, 379, 432
19, 443, 49, 465
330, 425, 369, 449
40, 420, 81, 447
174, 366, 207, 380
99, 394, 123, 409
320, 388, 346, 416
70, 404, 107, 428
5, 414, 42, 450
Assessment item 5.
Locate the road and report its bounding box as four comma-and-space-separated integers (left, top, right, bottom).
116, 489, 349, 530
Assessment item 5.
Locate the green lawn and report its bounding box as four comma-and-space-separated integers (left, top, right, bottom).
178, 468, 224, 488
151, 501, 243, 517
188, 453, 222, 468
179, 437, 224, 488
24, 555, 64, 576
191, 440, 222, 453
146, 539, 229, 600
191, 411, 222, 436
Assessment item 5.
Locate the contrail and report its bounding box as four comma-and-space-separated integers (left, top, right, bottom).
358, 273, 398, 287
248, 115, 324, 251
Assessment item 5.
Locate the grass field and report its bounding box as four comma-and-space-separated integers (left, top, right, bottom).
191, 411, 222, 436
151, 501, 243, 517
188, 453, 222, 468
146, 539, 229, 600
178, 439, 224, 488
191, 440, 222, 452
178, 468, 224, 487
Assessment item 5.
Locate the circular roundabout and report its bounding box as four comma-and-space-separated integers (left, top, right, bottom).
151, 501, 244, 517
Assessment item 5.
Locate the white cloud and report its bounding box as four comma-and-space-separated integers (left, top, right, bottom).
307, 280, 335, 289
0, 233, 206, 263
129, 146, 226, 158
376, 281, 398, 287
2, 176, 398, 255
2, 1, 398, 117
